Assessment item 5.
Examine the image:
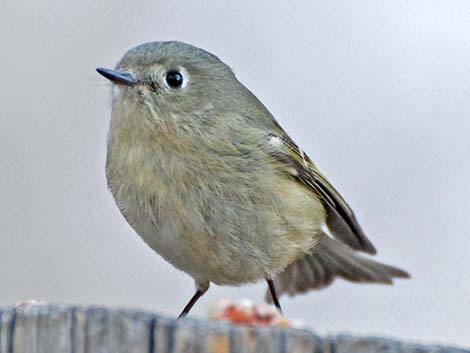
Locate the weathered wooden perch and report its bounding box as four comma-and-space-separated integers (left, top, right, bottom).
0, 304, 467, 353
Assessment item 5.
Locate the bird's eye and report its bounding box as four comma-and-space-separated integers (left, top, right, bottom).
165, 71, 184, 88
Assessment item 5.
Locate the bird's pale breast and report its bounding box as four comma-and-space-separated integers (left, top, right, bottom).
106, 111, 325, 285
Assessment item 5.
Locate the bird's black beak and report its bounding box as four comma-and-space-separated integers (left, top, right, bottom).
96, 67, 138, 86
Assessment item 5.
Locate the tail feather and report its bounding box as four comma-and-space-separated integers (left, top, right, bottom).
265, 232, 409, 302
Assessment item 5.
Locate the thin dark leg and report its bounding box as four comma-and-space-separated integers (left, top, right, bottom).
267, 277, 283, 314
178, 289, 206, 319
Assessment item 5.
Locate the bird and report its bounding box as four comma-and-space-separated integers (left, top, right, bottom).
96, 41, 409, 318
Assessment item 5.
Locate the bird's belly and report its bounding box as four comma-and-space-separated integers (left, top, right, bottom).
106, 137, 325, 286
109, 174, 325, 286
123, 210, 265, 285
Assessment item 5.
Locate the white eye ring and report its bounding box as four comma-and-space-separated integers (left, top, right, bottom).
163, 67, 189, 89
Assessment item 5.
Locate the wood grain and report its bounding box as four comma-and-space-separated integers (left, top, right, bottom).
0, 305, 466, 353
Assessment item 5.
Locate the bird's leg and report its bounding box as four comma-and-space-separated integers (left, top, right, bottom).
177, 281, 209, 319
266, 277, 283, 315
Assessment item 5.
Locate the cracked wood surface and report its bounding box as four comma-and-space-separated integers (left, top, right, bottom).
0, 305, 467, 353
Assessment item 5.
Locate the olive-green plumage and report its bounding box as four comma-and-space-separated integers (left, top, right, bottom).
98, 41, 409, 316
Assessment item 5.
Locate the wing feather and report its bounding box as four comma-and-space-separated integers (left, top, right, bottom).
264, 132, 377, 254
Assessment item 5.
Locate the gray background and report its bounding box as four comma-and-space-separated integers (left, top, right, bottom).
1, 0, 469, 347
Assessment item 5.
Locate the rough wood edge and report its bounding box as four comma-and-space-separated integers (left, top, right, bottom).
0, 304, 467, 353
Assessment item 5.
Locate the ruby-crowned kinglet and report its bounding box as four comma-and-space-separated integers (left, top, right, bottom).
97, 41, 409, 318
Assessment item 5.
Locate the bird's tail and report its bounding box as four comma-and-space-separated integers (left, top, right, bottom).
265, 231, 409, 302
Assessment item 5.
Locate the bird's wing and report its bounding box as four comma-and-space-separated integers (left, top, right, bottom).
263, 130, 377, 254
